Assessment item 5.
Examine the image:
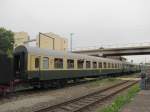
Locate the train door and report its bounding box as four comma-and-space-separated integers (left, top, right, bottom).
35, 56, 41, 79
14, 52, 25, 79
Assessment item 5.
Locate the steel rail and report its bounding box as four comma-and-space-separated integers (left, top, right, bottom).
34, 80, 138, 112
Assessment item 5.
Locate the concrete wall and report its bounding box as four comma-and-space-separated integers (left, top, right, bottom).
36, 32, 68, 51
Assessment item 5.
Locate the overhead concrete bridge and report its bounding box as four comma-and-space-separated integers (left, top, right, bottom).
73, 46, 150, 57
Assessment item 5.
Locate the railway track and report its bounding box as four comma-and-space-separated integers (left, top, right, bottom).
34, 80, 138, 112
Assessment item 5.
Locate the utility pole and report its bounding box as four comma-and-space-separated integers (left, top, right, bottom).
70, 33, 74, 52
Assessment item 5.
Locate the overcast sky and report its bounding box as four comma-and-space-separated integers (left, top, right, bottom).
0, 0, 150, 63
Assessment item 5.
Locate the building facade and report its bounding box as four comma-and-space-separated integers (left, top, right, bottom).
36, 32, 68, 51
14, 32, 29, 48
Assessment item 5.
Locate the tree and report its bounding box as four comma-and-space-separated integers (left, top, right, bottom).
0, 27, 14, 57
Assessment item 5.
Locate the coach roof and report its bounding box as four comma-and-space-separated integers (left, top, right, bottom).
14, 45, 122, 63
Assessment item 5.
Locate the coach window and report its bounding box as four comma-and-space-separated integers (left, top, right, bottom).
43, 57, 49, 69
103, 62, 107, 68
112, 63, 114, 68
99, 62, 102, 68
67, 59, 74, 69
86, 61, 91, 68
120, 64, 122, 68
54, 58, 63, 69
77, 60, 84, 69
111, 63, 113, 68
35, 58, 40, 68
108, 63, 110, 68
93, 62, 97, 68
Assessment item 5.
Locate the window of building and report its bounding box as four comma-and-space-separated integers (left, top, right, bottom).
35, 58, 40, 68
93, 62, 97, 68
54, 58, 63, 69
77, 60, 84, 69
99, 62, 102, 68
43, 57, 49, 69
103, 62, 107, 68
67, 59, 74, 69
115, 64, 117, 68
86, 61, 91, 68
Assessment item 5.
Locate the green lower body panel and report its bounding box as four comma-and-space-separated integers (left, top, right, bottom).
101, 69, 122, 74
27, 69, 122, 81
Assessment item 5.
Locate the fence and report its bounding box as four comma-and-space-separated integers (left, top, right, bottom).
140, 68, 150, 90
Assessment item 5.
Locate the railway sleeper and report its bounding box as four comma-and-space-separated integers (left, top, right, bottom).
60, 106, 75, 111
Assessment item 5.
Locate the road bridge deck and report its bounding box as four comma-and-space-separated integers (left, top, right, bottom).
73, 46, 150, 56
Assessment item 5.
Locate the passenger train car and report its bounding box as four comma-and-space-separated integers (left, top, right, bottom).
14, 45, 140, 88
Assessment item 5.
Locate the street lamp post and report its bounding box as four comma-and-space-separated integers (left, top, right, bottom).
70, 33, 74, 52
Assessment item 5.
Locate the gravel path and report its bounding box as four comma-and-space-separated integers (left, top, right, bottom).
0, 79, 122, 112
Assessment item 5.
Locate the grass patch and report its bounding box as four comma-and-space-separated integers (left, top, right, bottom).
98, 84, 140, 112
118, 73, 140, 78
108, 78, 116, 82
90, 78, 120, 87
